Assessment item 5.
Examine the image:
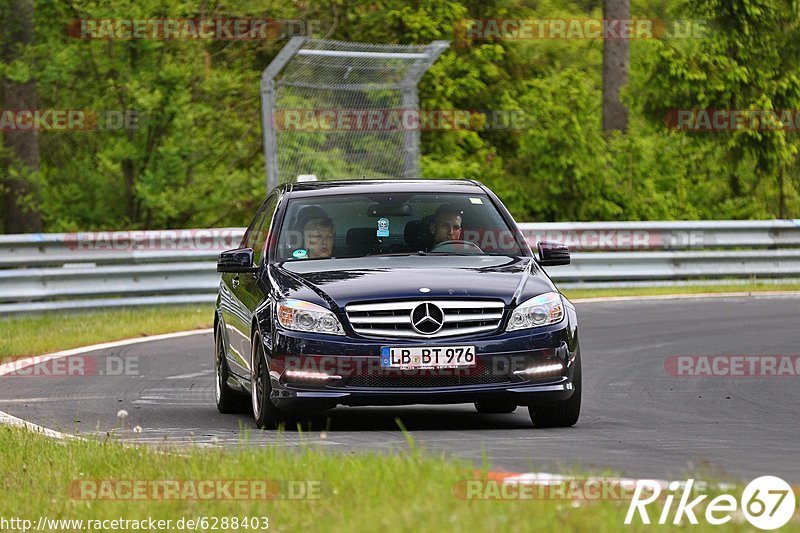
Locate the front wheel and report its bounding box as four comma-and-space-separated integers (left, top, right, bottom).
528, 349, 582, 428
251, 333, 288, 429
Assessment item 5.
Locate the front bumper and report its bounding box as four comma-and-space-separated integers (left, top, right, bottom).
266, 323, 579, 411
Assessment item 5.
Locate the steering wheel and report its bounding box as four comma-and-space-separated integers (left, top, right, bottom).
429, 240, 484, 254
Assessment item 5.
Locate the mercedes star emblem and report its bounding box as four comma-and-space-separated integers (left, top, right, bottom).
410, 302, 445, 335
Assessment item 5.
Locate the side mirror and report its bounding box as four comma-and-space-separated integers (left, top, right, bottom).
217, 248, 257, 273
537, 241, 570, 266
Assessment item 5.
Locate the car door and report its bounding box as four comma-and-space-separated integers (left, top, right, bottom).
220, 194, 278, 378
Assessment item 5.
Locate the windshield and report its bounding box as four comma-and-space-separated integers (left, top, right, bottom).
276, 191, 527, 261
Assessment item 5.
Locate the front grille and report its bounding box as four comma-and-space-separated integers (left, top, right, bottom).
345, 299, 505, 339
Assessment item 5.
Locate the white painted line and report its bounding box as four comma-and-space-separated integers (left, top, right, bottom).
0, 409, 79, 441
0, 328, 212, 440
166, 371, 212, 380
0, 328, 212, 376
0, 397, 107, 403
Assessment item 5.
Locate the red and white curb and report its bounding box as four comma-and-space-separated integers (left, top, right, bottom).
482, 470, 738, 493
486, 471, 669, 490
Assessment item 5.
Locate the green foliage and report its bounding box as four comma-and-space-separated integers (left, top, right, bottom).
632, 0, 800, 217
1, 0, 799, 231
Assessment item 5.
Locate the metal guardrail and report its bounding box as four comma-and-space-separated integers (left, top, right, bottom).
0, 221, 799, 314
516, 220, 800, 250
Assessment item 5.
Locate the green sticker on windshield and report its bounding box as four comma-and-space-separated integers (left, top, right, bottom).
292, 248, 308, 259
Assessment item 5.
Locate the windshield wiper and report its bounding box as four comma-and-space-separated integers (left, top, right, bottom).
365, 252, 422, 257
418, 251, 483, 256
364, 251, 505, 257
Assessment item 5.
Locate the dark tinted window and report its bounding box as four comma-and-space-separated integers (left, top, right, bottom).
252, 194, 278, 264
240, 194, 278, 265
277, 192, 525, 260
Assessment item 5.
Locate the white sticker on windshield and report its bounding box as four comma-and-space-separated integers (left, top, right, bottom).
469, 197, 483, 205
377, 217, 390, 237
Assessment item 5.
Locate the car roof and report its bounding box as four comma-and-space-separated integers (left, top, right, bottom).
281, 179, 486, 198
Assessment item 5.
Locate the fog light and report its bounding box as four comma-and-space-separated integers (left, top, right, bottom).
284, 370, 342, 382
513, 362, 564, 377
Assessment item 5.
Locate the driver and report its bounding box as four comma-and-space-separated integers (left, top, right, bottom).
429, 204, 463, 247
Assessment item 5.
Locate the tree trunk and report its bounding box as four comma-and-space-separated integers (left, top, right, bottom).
1, 0, 41, 233
602, 0, 630, 133
778, 165, 787, 219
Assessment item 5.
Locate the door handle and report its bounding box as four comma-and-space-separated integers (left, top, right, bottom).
232, 275, 240, 289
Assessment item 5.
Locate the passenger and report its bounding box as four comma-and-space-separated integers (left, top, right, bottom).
429, 204, 463, 247
291, 206, 335, 259
295, 205, 329, 231
303, 217, 335, 259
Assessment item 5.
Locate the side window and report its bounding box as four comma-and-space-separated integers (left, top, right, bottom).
252, 194, 279, 265
240, 203, 269, 251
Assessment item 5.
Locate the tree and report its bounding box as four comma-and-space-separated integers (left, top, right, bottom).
0, 0, 42, 232
635, 0, 800, 218
602, 0, 630, 132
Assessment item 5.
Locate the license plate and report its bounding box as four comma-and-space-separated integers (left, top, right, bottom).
380, 346, 476, 369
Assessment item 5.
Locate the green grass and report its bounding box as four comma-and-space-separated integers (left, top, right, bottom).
0, 425, 784, 533
0, 305, 213, 358
562, 282, 800, 300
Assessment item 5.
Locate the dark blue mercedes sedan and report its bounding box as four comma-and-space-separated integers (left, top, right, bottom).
214, 179, 581, 428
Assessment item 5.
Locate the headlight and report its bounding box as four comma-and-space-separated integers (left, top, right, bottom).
506, 292, 564, 331
277, 299, 345, 335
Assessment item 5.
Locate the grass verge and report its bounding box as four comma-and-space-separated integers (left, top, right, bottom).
0, 305, 213, 358
562, 282, 800, 300
0, 425, 774, 533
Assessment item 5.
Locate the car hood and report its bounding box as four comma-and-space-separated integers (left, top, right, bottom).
269, 255, 555, 311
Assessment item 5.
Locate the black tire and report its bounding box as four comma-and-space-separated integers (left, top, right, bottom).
251, 332, 289, 429
215, 326, 249, 414
528, 350, 582, 428
474, 400, 517, 414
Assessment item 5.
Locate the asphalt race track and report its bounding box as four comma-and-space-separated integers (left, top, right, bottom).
2, 295, 798, 482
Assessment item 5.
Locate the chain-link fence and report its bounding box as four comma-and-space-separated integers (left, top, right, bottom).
261, 37, 449, 190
